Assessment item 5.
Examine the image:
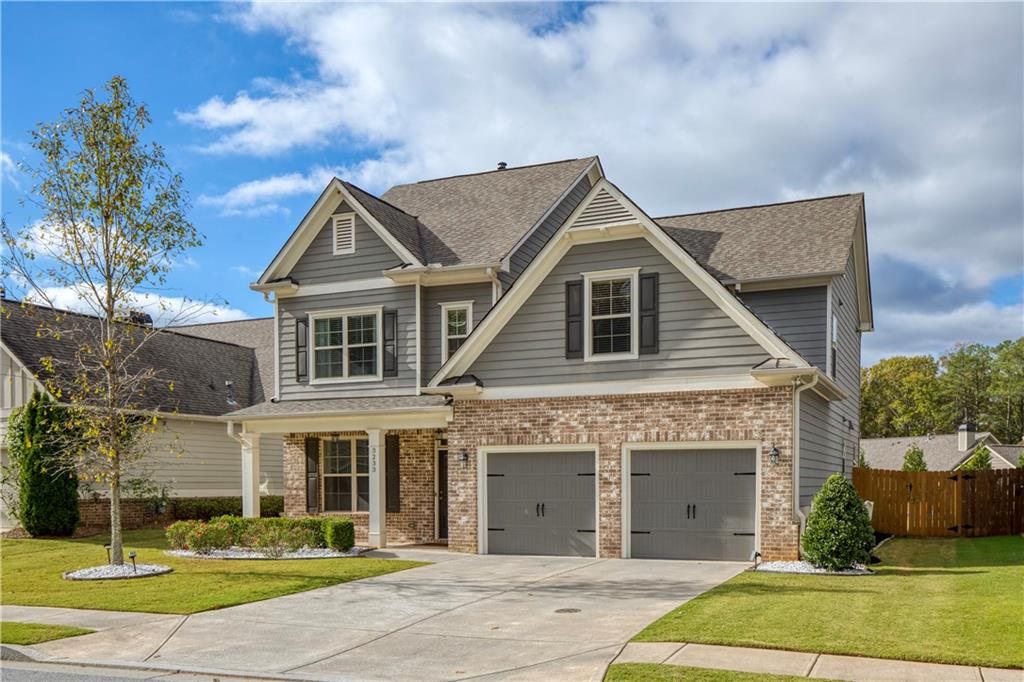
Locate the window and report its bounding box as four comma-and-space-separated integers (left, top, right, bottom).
830, 312, 839, 378
583, 268, 639, 360
310, 308, 382, 382
440, 301, 473, 363
333, 213, 355, 255
322, 438, 369, 512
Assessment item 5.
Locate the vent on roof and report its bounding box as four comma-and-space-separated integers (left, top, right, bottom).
333, 214, 355, 256
497, 161, 507, 170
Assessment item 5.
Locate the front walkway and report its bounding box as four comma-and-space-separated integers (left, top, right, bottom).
615, 642, 1022, 682
12, 548, 744, 681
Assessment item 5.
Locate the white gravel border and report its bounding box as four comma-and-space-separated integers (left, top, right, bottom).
166, 546, 366, 560
64, 564, 173, 581
754, 560, 871, 575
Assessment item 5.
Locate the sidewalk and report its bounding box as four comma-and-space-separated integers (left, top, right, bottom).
614, 642, 1022, 682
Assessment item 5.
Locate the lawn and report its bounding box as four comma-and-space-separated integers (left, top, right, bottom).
635, 536, 1024, 669
0, 528, 426, 614
1, 622, 94, 645
605, 664, 838, 681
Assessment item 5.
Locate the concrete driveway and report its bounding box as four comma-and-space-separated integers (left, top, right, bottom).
26, 548, 744, 681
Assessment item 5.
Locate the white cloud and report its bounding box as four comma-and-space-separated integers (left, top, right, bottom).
31, 286, 250, 326
1, 149, 22, 189
198, 165, 340, 216
231, 265, 260, 278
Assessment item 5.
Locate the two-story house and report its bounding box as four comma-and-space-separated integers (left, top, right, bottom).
227, 156, 872, 562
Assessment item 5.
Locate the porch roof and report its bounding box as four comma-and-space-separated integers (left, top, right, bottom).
225, 395, 448, 420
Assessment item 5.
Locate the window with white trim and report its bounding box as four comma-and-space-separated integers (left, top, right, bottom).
830, 312, 839, 378
310, 308, 382, 381
583, 268, 639, 360
322, 438, 369, 512
440, 301, 473, 363
332, 213, 355, 255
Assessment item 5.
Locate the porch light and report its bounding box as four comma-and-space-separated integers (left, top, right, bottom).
769, 445, 780, 465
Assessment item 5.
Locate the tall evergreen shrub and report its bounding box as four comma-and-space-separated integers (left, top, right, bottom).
801, 474, 875, 571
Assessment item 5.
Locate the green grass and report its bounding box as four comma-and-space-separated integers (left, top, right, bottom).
1, 622, 94, 645
0, 528, 426, 614
635, 536, 1024, 669
605, 664, 838, 681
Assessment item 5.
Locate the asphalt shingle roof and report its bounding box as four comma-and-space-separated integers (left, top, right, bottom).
2, 300, 263, 417
226, 395, 447, 418
657, 194, 863, 283
860, 433, 996, 471
987, 444, 1024, 468
171, 317, 275, 404
380, 157, 595, 266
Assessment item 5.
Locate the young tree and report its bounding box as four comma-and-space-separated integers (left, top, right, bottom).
901, 444, 927, 472
960, 445, 992, 471
1, 77, 202, 564
854, 447, 870, 469
988, 338, 1024, 443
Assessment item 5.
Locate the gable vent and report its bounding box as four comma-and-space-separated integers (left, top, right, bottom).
572, 189, 635, 228
333, 214, 355, 255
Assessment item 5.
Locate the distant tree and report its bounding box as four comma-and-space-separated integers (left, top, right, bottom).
988, 338, 1024, 443
960, 445, 992, 471
860, 356, 950, 438
901, 444, 927, 472
855, 447, 870, 469
940, 343, 994, 429
1017, 454, 1024, 469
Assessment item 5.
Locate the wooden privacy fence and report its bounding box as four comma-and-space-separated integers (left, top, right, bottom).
852, 468, 1024, 537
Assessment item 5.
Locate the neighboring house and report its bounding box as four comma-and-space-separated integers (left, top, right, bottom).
225, 155, 873, 563
0, 300, 283, 528
861, 425, 1018, 470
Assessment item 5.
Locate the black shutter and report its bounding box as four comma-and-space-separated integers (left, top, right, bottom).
305, 437, 320, 514
565, 279, 583, 359
383, 309, 398, 377
296, 318, 309, 383
385, 433, 400, 513
639, 272, 659, 355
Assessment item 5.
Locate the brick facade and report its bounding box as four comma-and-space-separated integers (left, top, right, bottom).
282, 429, 439, 546
78, 497, 170, 530
446, 387, 800, 561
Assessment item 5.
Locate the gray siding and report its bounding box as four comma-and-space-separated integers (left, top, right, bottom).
505, 175, 593, 288
740, 287, 828, 368
422, 282, 494, 380
278, 286, 417, 399
467, 238, 771, 386
287, 199, 404, 284
798, 251, 862, 505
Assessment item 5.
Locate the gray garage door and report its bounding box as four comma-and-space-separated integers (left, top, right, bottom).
486, 451, 596, 557
630, 449, 756, 561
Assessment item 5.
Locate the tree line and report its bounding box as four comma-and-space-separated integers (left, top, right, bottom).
860, 339, 1024, 443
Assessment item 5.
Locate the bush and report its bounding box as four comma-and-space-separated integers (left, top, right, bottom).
801, 474, 876, 571
901, 444, 927, 471
9, 392, 79, 536
324, 518, 355, 551
165, 520, 200, 550
243, 522, 315, 559
185, 519, 233, 553
172, 496, 284, 521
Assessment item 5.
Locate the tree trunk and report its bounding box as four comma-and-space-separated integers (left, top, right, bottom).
109, 478, 124, 565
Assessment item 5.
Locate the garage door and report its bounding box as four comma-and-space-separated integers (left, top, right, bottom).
630, 449, 756, 561
486, 451, 596, 556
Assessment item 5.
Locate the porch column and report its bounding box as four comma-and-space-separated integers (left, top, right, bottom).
367, 429, 387, 547
241, 434, 261, 518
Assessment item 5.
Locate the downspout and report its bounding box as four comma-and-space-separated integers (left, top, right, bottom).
486, 266, 501, 305
792, 374, 819, 538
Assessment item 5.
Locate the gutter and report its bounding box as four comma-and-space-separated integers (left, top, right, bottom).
792, 374, 820, 538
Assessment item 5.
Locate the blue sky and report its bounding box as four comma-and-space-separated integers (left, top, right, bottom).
2, 2, 1022, 364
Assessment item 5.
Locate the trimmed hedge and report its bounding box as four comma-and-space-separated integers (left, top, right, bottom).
166, 515, 355, 554
171, 496, 284, 520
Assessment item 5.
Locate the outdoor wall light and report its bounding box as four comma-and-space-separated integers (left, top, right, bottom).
769, 445, 780, 465
458, 450, 470, 464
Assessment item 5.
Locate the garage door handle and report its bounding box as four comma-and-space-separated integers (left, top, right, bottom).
541, 503, 545, 517
536, 503, 540, 517
686, 504, 691, 519
693, 504, 696, 519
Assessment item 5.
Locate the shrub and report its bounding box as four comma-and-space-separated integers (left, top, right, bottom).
961, 445, 992, 471
242, 521, 318, 558
172, 496, 284, 521
901, 444, 927, 471
165, 520, 200, 550
801, 474, 876, 571
854, 447, 869, 469
324, 518, 355, 551
9, 392, 79, 536
185, 520, 233, 553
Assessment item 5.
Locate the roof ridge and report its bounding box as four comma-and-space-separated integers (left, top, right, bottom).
396, 157, 592, 187
655, 192, 863, 221
170, 316, 273, 327
341, 180, 420, 219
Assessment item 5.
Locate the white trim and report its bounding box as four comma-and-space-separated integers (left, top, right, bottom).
273, 298, 281, 400
825, 281, 834, 378
729, 274, 839, 292
415, 281, 422, 395
620, 440, 761, 560
465, 374, 762, 400
332, 213, 356, 256
434, 435, 446, 542
237, 407, 451, 434
582, 267, 640, 362
429, 178, 808, 387
439, 300, 475, 364
476, 444, 600, 557
307, 306, 384, 384
983, 445, 1018, 469
280, 277, 398, 299
853, 202, 874, 332
385, 262, 501, 287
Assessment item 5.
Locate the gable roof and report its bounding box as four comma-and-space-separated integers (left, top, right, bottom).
860, 433, 997, 471
381, 157, 597, 266
656, 194, 864, 283
1, 300, 265, 417
170, 317, 275, 404
986, 444, 1024, 468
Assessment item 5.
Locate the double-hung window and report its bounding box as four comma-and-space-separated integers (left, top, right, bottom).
310, 307, 382, 382
584, 268, 639, 360
322, 438, 369, 512
440, 301, 473, 363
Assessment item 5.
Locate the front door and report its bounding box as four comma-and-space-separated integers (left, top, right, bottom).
436, 437, 449, 540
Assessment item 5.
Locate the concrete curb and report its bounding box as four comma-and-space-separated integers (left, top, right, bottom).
1, 653, 332, 681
